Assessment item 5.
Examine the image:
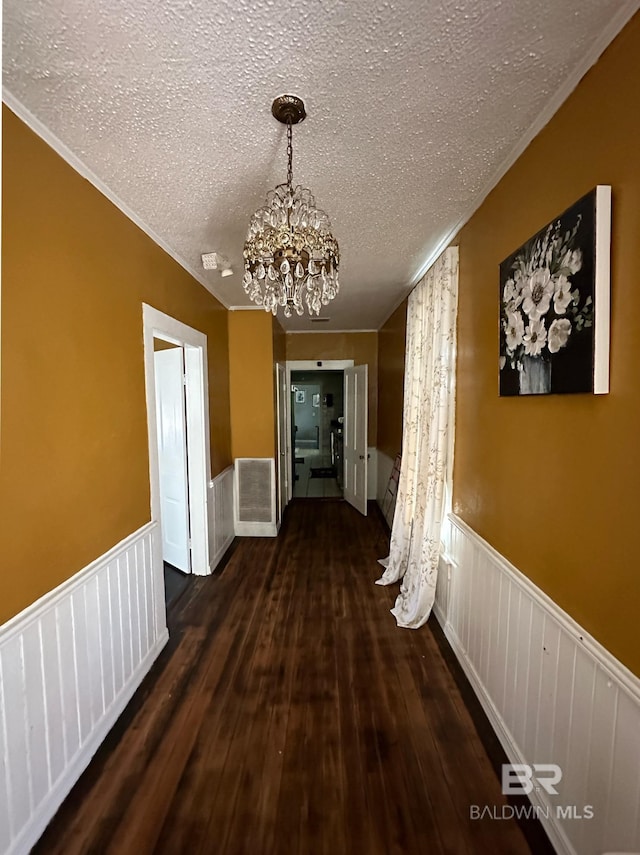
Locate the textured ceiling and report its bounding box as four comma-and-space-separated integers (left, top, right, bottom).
3, 0, 638, 330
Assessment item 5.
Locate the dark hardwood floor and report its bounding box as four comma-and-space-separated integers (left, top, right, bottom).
163, 561, 191, 608
34, 500, 540, 854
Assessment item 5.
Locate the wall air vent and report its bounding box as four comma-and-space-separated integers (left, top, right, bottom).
234, 458, 277, 536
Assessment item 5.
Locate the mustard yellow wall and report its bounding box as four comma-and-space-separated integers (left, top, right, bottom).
453, 14, 640, 676
377, 302, 407, 460
286, 332, 378, 446
228, 311, 276, 459
0, 107, 232, 625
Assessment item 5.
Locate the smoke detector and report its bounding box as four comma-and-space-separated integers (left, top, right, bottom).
201, 252, 221, 270
201, 252, 233, 277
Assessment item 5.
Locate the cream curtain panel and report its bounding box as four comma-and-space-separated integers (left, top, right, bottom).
376, 246, 459, 628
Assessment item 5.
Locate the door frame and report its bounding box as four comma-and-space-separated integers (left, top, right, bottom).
285, 360, 354, 503
343, 364, 368, 516
143, 304, 211, 576
275, 362, 288, 526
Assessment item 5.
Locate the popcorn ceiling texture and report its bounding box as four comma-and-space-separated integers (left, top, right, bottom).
3, 0, 637, 330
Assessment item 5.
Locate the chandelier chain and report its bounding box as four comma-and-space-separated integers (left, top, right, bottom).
286, 122, 293, 190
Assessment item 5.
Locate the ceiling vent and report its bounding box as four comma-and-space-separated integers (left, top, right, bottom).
311, 317, 331, 323
234, 458, 277, 537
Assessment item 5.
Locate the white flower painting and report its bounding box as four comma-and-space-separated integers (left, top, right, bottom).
499, 187, 611, 396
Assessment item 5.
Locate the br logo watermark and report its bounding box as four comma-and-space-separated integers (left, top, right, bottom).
469, 764, 595, 821
502, 763, 562, 795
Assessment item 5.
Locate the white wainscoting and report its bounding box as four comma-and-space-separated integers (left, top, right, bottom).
376, 449, 398, 528
0, 522, 168, 855
208, 465, 235, 570
435, 514, 640, 855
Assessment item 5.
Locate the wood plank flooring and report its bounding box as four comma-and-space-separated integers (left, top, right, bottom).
34, 500, 540, 855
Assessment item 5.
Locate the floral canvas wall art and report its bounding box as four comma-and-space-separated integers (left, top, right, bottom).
499, 186, 611, 396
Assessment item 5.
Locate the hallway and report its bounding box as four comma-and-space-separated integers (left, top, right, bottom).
35, 501, 538, 855
293, 448, 342, 498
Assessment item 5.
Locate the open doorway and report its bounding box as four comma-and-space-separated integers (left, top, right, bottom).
143, 305, 212, 613
283, 359, 368, 516
291, 370, 344, 498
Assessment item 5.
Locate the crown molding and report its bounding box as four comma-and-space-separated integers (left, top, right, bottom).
285, 328, 378, 335
2, 89, 232, 310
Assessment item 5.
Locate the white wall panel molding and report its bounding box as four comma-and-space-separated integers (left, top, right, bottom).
435, 514, 640, 855
208, 466, 235, 571
376, 449, 401, 529
0, 522, 168, 855
376, 449, 395, 508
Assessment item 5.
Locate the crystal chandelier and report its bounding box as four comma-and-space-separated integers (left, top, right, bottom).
243, 95, 340, 318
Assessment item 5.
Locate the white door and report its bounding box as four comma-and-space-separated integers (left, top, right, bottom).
344, 364, 368, 516
154, 347, 191, 572
275, 362, 289, 524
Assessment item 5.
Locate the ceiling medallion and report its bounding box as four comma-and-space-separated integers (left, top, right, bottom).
242, 95, 340, 317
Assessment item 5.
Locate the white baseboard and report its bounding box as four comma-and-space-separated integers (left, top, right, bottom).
208, 466, 235, 570
436, 515, 640, 855
234, 520, 278, 537
0, 522, 168, 855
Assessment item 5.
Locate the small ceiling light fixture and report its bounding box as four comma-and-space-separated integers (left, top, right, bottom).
243, 95, 340, 317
